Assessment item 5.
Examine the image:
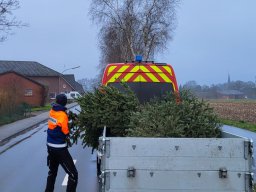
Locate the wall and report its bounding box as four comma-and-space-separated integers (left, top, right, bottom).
0, 72, 46, 106
30, 76, 74, 100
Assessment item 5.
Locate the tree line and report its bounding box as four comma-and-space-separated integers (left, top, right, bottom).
181, 80, 256, 99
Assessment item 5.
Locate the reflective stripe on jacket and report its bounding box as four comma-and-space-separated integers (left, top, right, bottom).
47, 104, 69, 148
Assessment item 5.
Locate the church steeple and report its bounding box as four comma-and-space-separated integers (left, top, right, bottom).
228, 73, 231, 84
227, 73, 231, 89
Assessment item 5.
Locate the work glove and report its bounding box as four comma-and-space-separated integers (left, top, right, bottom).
66, 137, 72, 148
68, 111, 78, 119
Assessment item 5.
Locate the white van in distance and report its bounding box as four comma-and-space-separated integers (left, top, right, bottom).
65, 91, 82, 100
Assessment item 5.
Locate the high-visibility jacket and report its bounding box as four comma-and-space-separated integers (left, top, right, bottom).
47, 104, 69, 148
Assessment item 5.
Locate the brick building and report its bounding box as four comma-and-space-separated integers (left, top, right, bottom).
62, 74, 84, 94
0, 71, 46, 106
0, 60, 84, 102
217, 90, 245, 99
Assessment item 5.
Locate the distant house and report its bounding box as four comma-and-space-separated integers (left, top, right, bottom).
217, 90, 245, 99
0, 71, 47, 106
62, 74, 85, 94
0, 60, 84, 101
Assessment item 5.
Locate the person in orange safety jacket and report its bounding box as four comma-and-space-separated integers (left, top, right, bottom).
45, 94, 78, 192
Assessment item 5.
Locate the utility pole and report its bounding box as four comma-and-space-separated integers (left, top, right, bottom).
58, 66, 80, 94
61, 66, 80, 74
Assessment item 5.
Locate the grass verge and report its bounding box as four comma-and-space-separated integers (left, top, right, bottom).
208, 99, 256, 103
31, 104, 51, 112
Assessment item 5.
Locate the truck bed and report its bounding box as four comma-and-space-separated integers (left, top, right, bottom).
98, 131, 253, 192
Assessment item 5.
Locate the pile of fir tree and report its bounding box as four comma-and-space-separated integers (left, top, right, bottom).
126, 91, 222, 138
69, 86, 222, 150
70, 85, 139, 150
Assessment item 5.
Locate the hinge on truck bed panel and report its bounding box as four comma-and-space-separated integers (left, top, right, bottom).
244, 139, 253, 160
100, 171, 110, 192
245, 173, 254, 192
101, 171, 110, 191
105, 140, 110, 158
219, 168, 228, 178
98, 139, 110, 158
99, 126, 110, 158
127, 167, 136, 178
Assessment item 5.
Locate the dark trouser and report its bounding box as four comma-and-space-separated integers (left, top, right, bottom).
45, 147, 78, 192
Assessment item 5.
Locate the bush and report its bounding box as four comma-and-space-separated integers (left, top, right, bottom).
127, 91, 222, 138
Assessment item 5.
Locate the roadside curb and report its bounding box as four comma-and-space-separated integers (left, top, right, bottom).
0, 103, 79, 146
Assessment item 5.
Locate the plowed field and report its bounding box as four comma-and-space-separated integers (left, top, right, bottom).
209, 100, 256, 124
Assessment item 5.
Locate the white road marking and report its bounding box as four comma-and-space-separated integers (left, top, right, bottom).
62, 159, 77, 186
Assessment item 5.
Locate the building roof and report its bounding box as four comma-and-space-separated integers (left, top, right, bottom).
218, 90, 244, 95
63, 74, 84, 93
0, 60, 60, 76
75, 82, 85, 94
0, 71, 46, 88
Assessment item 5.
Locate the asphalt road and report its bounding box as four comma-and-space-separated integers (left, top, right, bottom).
1, 122, 256, 192
0, 123, 99, 192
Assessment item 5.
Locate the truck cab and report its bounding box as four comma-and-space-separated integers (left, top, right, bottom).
102, 58, 178, 102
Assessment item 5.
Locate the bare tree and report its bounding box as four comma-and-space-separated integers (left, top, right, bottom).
0, 0, 24, 41
0, 78, 21, 116
90, 0, 180, 70
78, 77, 100, 92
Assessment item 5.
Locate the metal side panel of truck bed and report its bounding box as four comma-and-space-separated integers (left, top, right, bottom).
98, 131, 254, 192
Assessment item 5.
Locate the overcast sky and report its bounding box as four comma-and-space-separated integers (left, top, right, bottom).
0, 0, 256, 86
